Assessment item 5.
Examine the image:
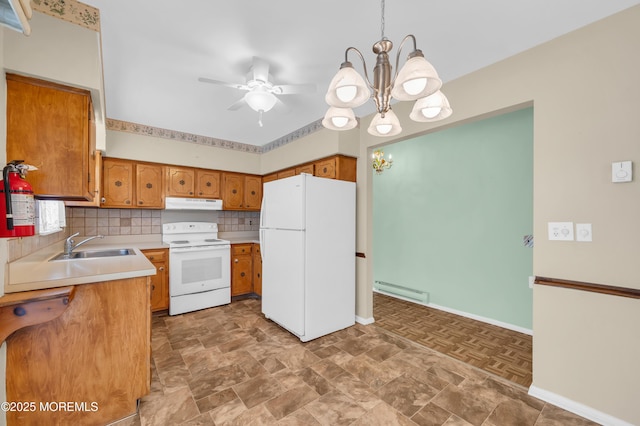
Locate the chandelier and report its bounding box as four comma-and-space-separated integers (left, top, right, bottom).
372, 150, 393, 174
322, 0, 452, 137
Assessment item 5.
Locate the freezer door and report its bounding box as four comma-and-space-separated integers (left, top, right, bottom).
261, 228, 305, 336
260, 175, 304, 230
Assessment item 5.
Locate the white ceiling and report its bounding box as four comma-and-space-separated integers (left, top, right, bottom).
83, 0, 640, 147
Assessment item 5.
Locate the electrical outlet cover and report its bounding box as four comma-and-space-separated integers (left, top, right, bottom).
548, 222, 574, 241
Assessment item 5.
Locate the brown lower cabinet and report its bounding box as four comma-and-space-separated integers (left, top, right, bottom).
253, 244, 262, 296
6, 277, 151, 425
231, 243, 262, 297
143, 249, 169, 311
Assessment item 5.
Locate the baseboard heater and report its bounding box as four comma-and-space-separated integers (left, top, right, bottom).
374, 281, 429, 303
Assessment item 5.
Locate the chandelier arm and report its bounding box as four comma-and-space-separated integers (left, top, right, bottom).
344, 47, 374, 90
393, 34, 418, 83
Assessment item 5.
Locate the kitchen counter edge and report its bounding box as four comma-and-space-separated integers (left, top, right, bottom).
5, 235, 168, 294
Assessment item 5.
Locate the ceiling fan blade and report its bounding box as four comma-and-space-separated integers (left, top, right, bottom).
273, 83, 317, 95
274, 97, 291, 114
198, 77, 248, 91
251, 56, 270, 83
227, 97, 246, 111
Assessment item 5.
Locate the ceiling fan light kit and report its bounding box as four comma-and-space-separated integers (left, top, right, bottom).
244, 87, 278, 113
199, 56, 315, 127
323, 0, 452, 137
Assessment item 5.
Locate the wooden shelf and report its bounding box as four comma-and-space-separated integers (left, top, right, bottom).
0, 286, 76, 343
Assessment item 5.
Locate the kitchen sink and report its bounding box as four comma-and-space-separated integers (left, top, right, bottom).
49, 248, 136, 261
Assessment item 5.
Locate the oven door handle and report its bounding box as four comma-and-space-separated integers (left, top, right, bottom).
170, 245, 230, 253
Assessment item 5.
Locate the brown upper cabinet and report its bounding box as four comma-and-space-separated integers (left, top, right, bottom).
165, 166, 195, 197
314, 155, 356, 182
262, 155, 356, 185
136, 163, 164, 208
296, 163, 315, 175
102, 158, 163, 208
6, 73, 97, 201
195, 169, 221, 199
222, 173, 262, 210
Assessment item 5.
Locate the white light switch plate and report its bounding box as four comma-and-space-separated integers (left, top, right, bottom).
548, 222, 574, 241
576, 223, 592, 242
612, 161, 632, 182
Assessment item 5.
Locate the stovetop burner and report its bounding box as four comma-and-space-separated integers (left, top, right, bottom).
162, 222, 230, 247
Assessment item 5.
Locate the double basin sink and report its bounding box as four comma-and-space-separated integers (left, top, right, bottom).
49, 248, 136, 262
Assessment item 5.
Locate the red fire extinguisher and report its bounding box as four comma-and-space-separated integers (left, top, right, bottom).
0, 160, 36, 238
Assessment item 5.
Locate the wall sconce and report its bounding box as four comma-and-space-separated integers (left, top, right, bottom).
372, 150, 393, 174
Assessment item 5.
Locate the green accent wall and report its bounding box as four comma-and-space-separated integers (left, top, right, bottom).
373, 107, 533, 329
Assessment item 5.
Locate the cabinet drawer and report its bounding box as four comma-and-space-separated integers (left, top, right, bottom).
142, 249, 166, 262
232, 244, 252, 255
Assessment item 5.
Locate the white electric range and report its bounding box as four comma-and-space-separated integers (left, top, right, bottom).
162, 222, 230, 315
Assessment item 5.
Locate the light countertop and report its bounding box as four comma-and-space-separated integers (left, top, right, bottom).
5, 235, 167, 294
219, 231, 260, 245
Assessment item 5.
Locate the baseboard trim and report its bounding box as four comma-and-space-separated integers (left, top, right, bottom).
528, 385, 635, 426
373, 289, 532, 335
355, 315, 374, 325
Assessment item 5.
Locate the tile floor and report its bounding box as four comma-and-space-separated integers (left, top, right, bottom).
114, 299, 598, 426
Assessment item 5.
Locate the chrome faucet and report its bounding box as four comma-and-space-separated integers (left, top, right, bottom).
64, 232, 105, 256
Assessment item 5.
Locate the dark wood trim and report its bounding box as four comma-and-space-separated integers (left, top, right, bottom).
535, 276, 640, 299
356, 252, 366, 258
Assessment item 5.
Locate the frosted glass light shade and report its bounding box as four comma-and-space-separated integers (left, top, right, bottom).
322, 107, 358, 131
325, 64, 370, 108
244, 87, 277, 112
391, 55, 442, 101
367, 110, 402, 137
409, 91, 452, 122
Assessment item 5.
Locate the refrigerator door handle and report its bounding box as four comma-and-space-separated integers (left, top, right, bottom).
260, 193, 266, 228
260, 229, 265, 261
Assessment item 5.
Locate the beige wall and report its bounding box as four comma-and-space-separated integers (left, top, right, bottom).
105, 129, 262, 174
352, 6, 639, 424
260, 127, 360, 175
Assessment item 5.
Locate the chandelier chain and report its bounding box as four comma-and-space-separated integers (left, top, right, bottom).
380, 0, 385, 39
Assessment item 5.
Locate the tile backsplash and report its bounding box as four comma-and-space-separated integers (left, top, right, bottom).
68, 208, 260, 236
7, 208, 260, 262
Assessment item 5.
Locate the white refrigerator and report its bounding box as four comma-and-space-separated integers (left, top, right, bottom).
260, 173, 356, 342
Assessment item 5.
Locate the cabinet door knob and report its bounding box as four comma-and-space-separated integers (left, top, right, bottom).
158, 266, 164, 271
234, 259, 238, 263
146, 183, 153, 189
240, 272, 245, 277
152, 285, 155, 291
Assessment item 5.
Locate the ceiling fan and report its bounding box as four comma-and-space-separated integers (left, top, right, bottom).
198, 56, 316, 127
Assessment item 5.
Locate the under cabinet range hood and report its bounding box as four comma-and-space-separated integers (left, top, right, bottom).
164, 197, 223, 211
